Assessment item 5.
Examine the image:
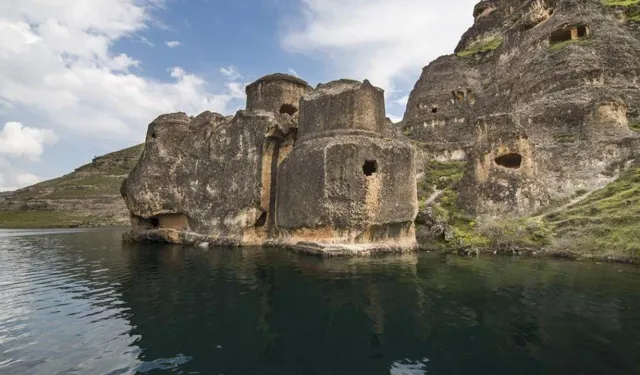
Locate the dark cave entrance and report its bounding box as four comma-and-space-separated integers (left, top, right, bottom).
255, 210, 267, 227
576, 25, 588, 38
549, 28, 572, 44
549, 24, 589, 44
279, 104, 298, 116
363, 160, 378, 176
150, 217, 160, 228
494, 153, 523, 169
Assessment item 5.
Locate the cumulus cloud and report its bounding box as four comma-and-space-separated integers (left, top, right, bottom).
165, 40, 181, 48
282, 0, 477, 91
0, 0, 243, 142
0, 122, 58, 160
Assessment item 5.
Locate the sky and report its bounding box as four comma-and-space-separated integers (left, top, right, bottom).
0, 0, 477, 191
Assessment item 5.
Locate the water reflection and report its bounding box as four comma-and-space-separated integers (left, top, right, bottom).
0, 229, 639, 374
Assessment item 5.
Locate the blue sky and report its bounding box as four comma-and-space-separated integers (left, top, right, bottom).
0, 0, 477, 191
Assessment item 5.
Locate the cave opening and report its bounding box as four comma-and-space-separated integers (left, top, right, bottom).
549, 24, 589, 44
150, 217, 160, 228
577, 25, 588, 38
432, 107, 438, 114
549, 28, 573, 44
363, 160, 378, 176
279, 104, 298, 116
494, 153, 523, 169
255, 211, 267, 227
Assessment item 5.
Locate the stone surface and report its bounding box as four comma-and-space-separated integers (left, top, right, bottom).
401, 0, 640, 218
121, 74, 418, 255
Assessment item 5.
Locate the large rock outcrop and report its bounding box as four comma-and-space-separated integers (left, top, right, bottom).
402, 0, 640, 217
121, 74, 418, 255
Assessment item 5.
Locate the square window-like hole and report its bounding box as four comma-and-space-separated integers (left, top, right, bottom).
363, 160, 378, 176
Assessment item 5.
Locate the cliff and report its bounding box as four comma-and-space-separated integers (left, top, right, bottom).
0, 145, 143, 228
404, 0, 640, 261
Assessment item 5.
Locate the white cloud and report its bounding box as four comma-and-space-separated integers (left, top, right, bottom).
220, 66, 242, 80
165, 40, 181, 48
288, 68, 299, 77
0, 169, 42, 191
17, 173, 40, 186
0, 0, 243, 142
0, 122, 58, 160
282, 0, 477, 91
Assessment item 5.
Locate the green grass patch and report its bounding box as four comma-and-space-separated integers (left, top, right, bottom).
630, 122, 640, 132
601, 0, 639, 6
457, 35, 503, 57
418, 161, 466, 201
553, 133, 577, 143
544, 164, 640, 258
549, 38, 594, 52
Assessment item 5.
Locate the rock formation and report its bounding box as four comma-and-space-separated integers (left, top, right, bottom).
121, 75, 418, 255
402, 0, 640, 218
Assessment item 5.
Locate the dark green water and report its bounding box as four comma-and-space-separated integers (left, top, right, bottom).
0, 229, 639, 375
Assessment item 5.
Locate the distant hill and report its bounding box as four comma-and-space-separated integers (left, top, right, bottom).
0, 144, 144, 228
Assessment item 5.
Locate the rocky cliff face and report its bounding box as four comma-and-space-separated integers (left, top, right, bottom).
121, 75, 418, 255
402, 0, 640, 218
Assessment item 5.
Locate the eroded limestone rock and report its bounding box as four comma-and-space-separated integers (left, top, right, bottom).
401, 0, 640, 218
122, 74, 418, 255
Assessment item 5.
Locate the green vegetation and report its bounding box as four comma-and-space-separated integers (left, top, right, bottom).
0, 211, 120, 229
457, 35, 503, 57
601, 0, 640, 22
553, 133, 578, 143
416, 154, 639, 261
0, 144, 144, 229
549, 38, 594, 52
601, 0, 639, 6
630, 122, 640, 132
545, 164, 640, 259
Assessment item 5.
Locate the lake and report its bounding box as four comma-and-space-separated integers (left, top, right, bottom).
0, 228, 638, 374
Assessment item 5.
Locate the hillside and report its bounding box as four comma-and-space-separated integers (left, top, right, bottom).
0, 145, 144, 228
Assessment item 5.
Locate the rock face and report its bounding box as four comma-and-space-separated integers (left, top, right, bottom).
402, 0, 640, 217
121, 74, 418, 255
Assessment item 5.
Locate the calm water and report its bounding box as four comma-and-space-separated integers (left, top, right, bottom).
0, 229, 639, 375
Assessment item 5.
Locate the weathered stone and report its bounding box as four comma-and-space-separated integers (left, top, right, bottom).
121, 74, 418, 255
402, 0, 640, 218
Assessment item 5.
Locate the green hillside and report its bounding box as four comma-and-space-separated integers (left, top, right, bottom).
0, 145, 144, 229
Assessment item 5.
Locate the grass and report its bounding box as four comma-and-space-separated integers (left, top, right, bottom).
0, 211, 117, 229
544, 163, 640, 259
631, 122, 640, 132
457, 35, 503, 57
549, 38, 594, 52
415, 156, 639, 261
0, 144, 143, 228
553, 133, 578, 143
601, 0, 639, 6
601, 0, 640, 22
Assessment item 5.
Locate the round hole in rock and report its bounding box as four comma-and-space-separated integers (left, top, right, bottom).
494, 153, 523, 169
362, 160, 378, 176
432, 107, 438, 113
279, 104, 298, 116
